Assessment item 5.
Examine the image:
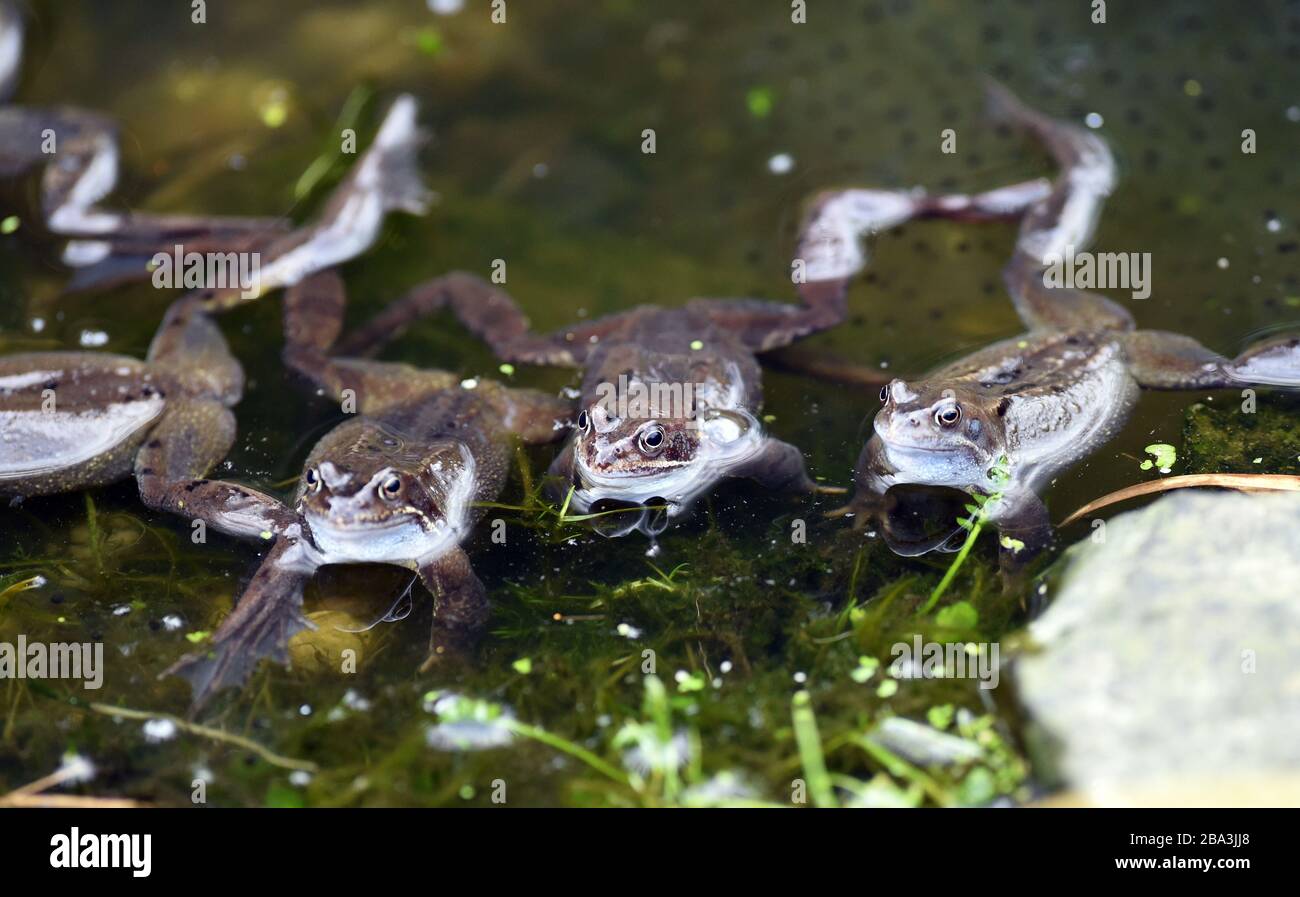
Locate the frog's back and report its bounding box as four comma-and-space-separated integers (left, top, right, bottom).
935, 331, 1138, 490
0, 353, 166, 495
581, 307, 763, 410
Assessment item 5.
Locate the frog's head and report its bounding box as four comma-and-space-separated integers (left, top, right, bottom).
871, 378, 1004, 488
296, 426, 475, 564
562, 396, 758, 537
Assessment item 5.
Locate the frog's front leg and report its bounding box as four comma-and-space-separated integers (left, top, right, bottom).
134, 401, 302, 540
728, 436, 826, 494
987, 486, 1053, 588
164, 536, 320, 710
417, 546, 489, 670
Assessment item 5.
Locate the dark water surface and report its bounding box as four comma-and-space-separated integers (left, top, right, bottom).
1, 0, 1297, 806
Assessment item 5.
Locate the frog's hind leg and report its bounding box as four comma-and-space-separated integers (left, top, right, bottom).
987, 81, 1135, 333
199, 95, 432, 311
164, 537, 318, 711
281, 270, 461, 414
1123, 330, 1300, 389
331, 271, 584, 366
781, 177, 1053, 348
417, 546, 489, 670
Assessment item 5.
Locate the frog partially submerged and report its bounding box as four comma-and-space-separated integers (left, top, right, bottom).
0, 295, 243, 509
165, 270, 571, 706
323, 171, 1053, 537
789, 83, 1300, 556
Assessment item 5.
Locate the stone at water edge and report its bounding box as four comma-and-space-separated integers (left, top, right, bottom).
1014, 490, 1300, 807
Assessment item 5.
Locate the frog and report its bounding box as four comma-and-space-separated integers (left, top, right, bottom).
0, 0, 428, 297
0, 294, 246, 516
164, 270, 572, 707
780, 82, 1300, 559
318, 170, 1055, 537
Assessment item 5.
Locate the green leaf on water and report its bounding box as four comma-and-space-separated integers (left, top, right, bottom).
1141, 443, 1177, 473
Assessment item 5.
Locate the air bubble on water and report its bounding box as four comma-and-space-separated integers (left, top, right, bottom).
142, 718, 178, 743
79, 330, 109, 347
1084, 112, 1104, 129
767, 152, 795, 174
161, 614, 184, 631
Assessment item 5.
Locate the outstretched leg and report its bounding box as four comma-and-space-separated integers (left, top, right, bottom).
788, 178, 1053, 346
987, 81, 1135, 333
1124, 330, 1300, 389
197, 95, 432, 310
281, 270, 463, 413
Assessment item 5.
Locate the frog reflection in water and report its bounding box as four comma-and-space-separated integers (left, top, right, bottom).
326, 173, 1054, 537
164, 271, 570, 706
783, 83, 1300, 558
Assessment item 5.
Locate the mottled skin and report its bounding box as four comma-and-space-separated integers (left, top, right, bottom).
0, 296, 246, 520
165, 271, 570, 708
327, 168, 1056, 537
786, 83, 1300, 559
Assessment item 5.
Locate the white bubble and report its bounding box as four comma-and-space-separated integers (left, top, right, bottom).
1216, 257, 1229, 269
767, 152, 794, 174
428, 0, 464, 14
1084, 112, 1104, 129
78, 329, 109, 347
142, 718, 178, 743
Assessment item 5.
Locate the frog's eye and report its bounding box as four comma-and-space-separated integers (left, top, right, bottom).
934, 405, 962, 428
577, 410, 590, 432
879, 385, 889, 403
305, 468, 321, 492
380, 474, 403, 500
639, 425, 665, 454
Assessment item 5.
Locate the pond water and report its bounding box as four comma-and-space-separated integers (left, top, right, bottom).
1, 0, 1297, 806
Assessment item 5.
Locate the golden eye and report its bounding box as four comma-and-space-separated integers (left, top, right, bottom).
577, 410, 590, 432
305, 468, 321, 492
934, 405, 962, 427
380, 474, 403, 500
639, 425, 665, 453
879, 385, 889, 402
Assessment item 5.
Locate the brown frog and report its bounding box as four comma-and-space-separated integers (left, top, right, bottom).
164, 271, 571, 707
318, 171, 1053, 537
783, 82, 1300, 557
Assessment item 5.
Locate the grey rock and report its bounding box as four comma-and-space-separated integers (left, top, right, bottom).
1015, 490, 1300, 806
